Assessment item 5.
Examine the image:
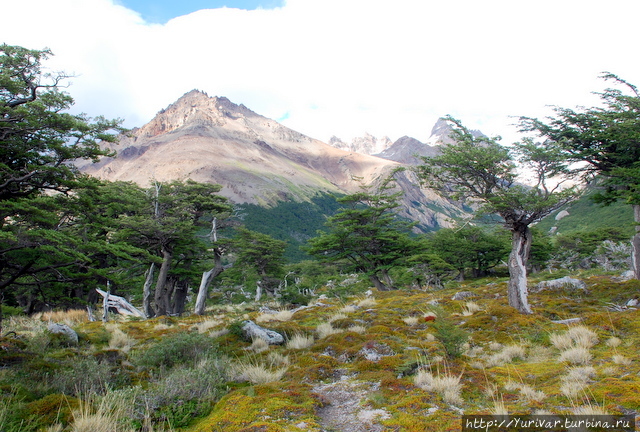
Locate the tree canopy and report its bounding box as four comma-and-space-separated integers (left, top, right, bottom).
417, 116, 575, 313
306, 175, 416, 291
518, 73, 640, 278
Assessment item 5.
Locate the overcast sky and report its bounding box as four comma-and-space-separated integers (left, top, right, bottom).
4, 0, 640, 144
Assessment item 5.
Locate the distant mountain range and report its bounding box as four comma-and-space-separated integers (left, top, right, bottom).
79, 90, 469, 231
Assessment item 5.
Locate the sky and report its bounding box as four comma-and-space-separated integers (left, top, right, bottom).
3, 0, 640, 145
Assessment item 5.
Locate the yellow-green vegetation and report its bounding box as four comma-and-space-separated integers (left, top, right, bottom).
0, 272, 638, 431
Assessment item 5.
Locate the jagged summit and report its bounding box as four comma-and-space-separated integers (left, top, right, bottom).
375, 135, 439, 165
79, 94, 469, 230
136, 90, 260, 139
328, 133, 393, 156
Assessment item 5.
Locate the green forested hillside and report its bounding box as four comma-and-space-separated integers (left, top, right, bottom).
235, 193, 344, 262
536, 187, 634, 237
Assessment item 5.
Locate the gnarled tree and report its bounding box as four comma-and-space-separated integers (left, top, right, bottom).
417, 116, 575, 313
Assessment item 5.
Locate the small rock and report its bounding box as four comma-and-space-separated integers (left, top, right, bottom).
452, 291, 476, 301
47, 323, 78, 345
626, 298, 638, 308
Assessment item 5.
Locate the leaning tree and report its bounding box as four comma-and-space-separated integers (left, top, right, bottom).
417, 116, 575, 314
518, 73, 640, 279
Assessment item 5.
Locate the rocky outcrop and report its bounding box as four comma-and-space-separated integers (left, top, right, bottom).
329, 133, 393, 155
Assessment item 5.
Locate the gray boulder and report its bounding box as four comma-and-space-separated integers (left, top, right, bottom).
241, 320, 284, 345
47, 323, 78, 345
533, 276, 587, 292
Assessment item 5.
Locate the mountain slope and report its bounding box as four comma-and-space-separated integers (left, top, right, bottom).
80, 90, 469, 231
80, 90, 395, 206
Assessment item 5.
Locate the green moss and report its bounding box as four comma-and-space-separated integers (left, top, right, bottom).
25, 393, 79, 429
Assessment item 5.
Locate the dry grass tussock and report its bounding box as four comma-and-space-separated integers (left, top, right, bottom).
403, 316, 420, 326
560, 366, 596, 398
4, 315, 47, 337
414, 369, 463, 405
36, 308, 88, 325
316, 322, 343, 339
485, 344, 526, 367
339, 304, 357, 314
551, 325, 599, 350
194, 318, 223, 334
248, 337, 269, 353
356, 297, 376, 308
559, 346, 593, 365
606, 336, 622, 348
612, 354, 632, 365
286, 333, 315, 350
66, 392, 137, 432
234, 358, 288, 385
106, 325, 136, 352
256, 308, 294, 323
461, 301, 482, 316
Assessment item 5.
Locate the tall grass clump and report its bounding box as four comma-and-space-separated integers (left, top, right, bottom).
286, 333, 314, 350
414, 368, 463, 405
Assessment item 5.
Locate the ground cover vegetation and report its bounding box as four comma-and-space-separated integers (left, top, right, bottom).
1, 45, 639, 430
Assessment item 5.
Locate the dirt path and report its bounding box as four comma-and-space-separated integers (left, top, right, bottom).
313, 376, 390, 432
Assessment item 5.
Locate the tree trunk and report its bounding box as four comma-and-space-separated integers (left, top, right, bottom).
153, 247, 172, 317
171, 280, 188, 315
369, 274, 390, 291
507, 225, 533, 314
632, 204, 640, 280
194, 248, 225, 315
142, 263, 155, 318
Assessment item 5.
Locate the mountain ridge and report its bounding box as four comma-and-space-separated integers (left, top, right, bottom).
79, 90, 468, 230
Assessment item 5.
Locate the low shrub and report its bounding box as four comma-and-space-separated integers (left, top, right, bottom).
132, 331, 218, 369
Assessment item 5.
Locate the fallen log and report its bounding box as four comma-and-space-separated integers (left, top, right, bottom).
96, 289, 146, 320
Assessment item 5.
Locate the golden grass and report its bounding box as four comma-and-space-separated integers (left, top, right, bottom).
356, 298, 377, 308
37, 309, 88, 325
248, 337, 269, 353
107, 326, 136, 352
414, 369, 463, 405
316, 322, 342, 339
286, 333, 315, 350
461, 301, 482, 316
256, 309, 294, 323
235, 360, 287, 385
559, 347, 593, 365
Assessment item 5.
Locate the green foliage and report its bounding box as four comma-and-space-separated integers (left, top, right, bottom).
554, 227, 631, 258
425, 226, 509, 279
536, 186, 634, 235
236, 192, 344, 262
132, 331, 219, 370
229, 227, 287, 278
519, 73, 640, 206
430, 310, 469, 358
306, 174, 418, 291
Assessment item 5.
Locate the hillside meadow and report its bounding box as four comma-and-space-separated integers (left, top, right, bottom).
0, 269, 638, 432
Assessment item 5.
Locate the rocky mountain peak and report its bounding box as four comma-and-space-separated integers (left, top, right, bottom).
136, 90, 259, 139
328, 133, 392, 155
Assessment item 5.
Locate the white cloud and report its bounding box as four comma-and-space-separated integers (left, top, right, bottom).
3, 0, 640, 144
